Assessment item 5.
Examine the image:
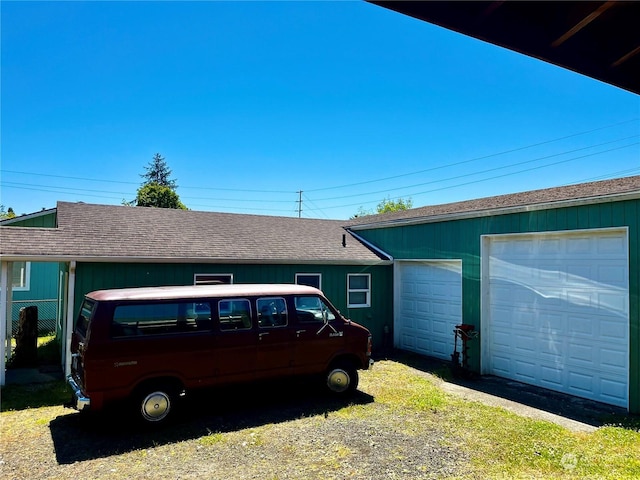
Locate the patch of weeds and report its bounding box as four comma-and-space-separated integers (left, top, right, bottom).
334, 444, 352, 458
199, 431, 226, 446
242, 429, 265, 447
1, 380, 70, 411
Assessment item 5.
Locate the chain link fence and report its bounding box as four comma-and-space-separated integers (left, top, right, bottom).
10, 300, 59, 337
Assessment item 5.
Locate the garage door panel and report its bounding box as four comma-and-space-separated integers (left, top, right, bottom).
396, 261, 462, 361
540, 366, 563, 387
567, 369, 595, 393
513, 359, 538, 381
399, 333, 416, 350
486, 229, 629, 408
600, 348, 627, 370
600, 379, 627, 404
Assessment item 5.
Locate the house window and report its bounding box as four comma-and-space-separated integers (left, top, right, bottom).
12, 261, 30, 291
194, 273, 233, 285
347, 273, 370, 308
295, 273, 321, 290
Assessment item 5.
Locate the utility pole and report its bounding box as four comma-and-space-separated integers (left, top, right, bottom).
297, 190, 302, 218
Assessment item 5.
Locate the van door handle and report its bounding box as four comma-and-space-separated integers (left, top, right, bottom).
296, 330, 306, 337
259, 332, 269, 340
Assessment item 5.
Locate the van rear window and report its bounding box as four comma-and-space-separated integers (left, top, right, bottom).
75, 300, 94, 337
112, 301, 212, 337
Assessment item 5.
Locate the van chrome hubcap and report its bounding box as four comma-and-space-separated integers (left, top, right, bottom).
141, 391, 171, 422
327, 368, 350, 393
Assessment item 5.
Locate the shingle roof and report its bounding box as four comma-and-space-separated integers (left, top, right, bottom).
346, 175, 640, 228
0, 202, 389, 263
2, 176, 638, 261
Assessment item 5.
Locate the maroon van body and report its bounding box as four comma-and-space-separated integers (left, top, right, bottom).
67, 284, 372, 423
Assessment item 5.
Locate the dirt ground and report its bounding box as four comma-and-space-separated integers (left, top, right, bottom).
0, 368, 466, 480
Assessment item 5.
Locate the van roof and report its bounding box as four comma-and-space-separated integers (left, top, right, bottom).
86, 284, 323, 302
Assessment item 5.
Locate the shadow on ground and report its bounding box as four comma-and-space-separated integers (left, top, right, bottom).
49, 379, 373, 465
387, 350, 639, 430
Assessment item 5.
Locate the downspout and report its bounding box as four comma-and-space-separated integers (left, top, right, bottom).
0, 262, 8, 386
64, 261, 76, 378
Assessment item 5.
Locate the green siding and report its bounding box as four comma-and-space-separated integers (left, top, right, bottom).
12, 262, 59, 302
357, 198, 640, 413
3, 211, 57, 228
72, 262, 393, 349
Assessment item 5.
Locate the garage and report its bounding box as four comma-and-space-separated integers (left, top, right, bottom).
394, 260, 462, 360
482, 228, 629, 408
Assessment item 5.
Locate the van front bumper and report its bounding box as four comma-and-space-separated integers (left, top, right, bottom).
66, 374, 91, 411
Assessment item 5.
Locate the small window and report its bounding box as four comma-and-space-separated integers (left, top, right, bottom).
347, 274, 371, 308
11, 261, 30, 291
295, 273, 321, 290
257, 297, 288, 328
218, 299, 252, 330
294, 296, 336, 323
194, 273, 233, 285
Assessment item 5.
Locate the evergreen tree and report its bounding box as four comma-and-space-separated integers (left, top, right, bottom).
125, 153, 187, 209
141, 153, 177, 190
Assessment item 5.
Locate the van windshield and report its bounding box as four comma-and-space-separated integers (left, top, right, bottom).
76, 300, 95, 337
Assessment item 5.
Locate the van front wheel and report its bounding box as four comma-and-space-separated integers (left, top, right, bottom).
325, 362, 358, 395
136, 385, 177, 424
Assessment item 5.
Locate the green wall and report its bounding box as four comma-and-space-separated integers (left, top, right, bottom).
356, 199, 639, 412
3, 211, 57, 228
72, 262, 393, 349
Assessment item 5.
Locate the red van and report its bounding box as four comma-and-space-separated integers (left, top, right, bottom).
67, 284, 373, 423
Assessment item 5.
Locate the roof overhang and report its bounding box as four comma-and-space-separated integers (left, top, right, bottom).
370, 1, 640, 94
349, 190, 640, 231
0, 255, 392, 266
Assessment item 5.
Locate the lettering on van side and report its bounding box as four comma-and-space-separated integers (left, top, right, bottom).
316, 322, 341, 336
114, 361, 138, 368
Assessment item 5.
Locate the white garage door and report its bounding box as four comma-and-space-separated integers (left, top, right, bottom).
395, 261, 462, 360
484, 228, 629, 408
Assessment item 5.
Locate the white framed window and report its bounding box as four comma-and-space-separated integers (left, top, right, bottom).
347, 273, 370, 308
12, 261, 31, 291
194, 273, 233, 285
295, 273, 321, 290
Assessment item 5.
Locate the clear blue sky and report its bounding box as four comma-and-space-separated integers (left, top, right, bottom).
2, 1, 639, 219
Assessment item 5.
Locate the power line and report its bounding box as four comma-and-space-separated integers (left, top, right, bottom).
0, 169, 295, 194
3, 119, 637, 197
316, 141, 640, 211
304, 118, 640, 193
307, 135, 639, 203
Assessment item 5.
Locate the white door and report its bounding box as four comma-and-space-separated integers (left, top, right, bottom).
483, 229, 629, 408
395, 261, 462, 360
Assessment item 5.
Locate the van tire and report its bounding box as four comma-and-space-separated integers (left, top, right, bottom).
325, 361, 358, 395
135, 382, 178, 424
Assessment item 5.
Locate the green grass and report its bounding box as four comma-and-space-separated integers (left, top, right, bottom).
0, 380, 71, 412
7, 335, 62, 367
2, 360, 639, 478
364, 361, 640, 479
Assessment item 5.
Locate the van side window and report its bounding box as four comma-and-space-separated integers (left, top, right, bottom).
112, 302, 201, 337
257, 297, 287, 328
294, 296, 336, 323
219, 299, 252, 330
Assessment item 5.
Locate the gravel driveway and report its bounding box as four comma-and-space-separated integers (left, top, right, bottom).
1, 365, 467, 479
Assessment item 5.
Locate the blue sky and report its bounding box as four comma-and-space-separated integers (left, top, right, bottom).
1, 1, 638, 219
